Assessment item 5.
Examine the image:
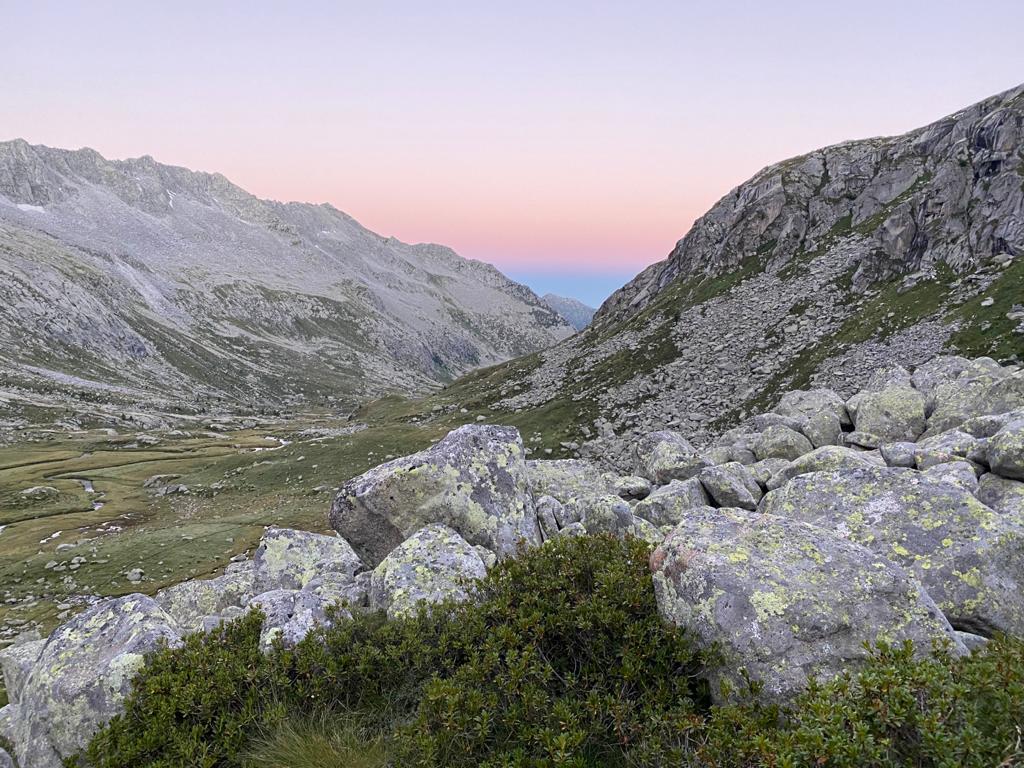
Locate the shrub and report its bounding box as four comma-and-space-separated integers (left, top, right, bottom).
700, 637, 1024, 768
392, 534, 710, 767
74, 534, 1024, 768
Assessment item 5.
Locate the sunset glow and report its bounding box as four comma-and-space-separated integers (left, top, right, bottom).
4, 1, 1022, 304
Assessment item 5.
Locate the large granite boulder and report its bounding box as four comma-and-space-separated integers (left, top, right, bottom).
563, 494, 636, 536
525, 459, 615, 505
156, 562, 256, 632
752, 425, 813, 462
853, 385, 927, 442
761, 467, 1024, 636
632, 430, 710, 484
651, 507, 962, 704
253, 526, 362, 592
369, 524, 487, 619
773, 387, 851, 427
250, 589, 346, 651
976, 473, 1024, 521
9, 595, 182, 768
633, 478, 710, 527
988, 418, 1024, 480
766, 446, 878, 491
698, 463, 760, 510
0, 637, 44, 708
329, 425, 539, 566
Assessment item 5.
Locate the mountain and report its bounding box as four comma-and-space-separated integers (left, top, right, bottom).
406, 83, 1024, 463
541, 293, 596, 330
0, 141, 573, 424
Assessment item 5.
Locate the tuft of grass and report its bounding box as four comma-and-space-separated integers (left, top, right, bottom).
242, 717, 388, 768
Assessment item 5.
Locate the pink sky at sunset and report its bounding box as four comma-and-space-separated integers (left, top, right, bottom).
4, 1, 1023, 304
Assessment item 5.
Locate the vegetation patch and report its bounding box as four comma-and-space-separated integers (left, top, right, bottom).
73, 534, 1024, 768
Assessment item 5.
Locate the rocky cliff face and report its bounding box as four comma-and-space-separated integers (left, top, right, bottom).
439, 84, 1024, 462
0, 141, 573, 423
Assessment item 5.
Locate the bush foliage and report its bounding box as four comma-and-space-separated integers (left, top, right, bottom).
74, 534, 1024, 768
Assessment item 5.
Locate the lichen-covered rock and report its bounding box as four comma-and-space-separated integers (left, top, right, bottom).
609, 474, 652, 500
988, 419, 1024, 480
632, 430, 710, 484
853, 385, 927, 442
926, 368, 1024, 436
910, 355, 973, 393
976, 473, 1024, 521
772, 388, 851, 427
0, 745, 13, 768
304, 570, 372, 610
880, 441, 918, 468
525, 459, 614, 504
914, 429, 982, 470
155, 563, 255, 632
629, 516, 664, 546
564, 494, 635, 536
921, 461, 979, 493
864, 364, 913, 392
801, 410, 843, 449
0, 638, 44, 706
651, 507, 962, 704
633, 478, 709, 527
844, 430, 881, 449
766, 446, 878, 491
329, 425, 539, 566
760, 467, 1024, 636
699, 463, 759, 510
534, 494, 563, 540
11, 595, 182, 767
752, 424, 813, 461
747, 458, 791, 489
250, 589, 345, 651
369, 524, 487, 619
253, 526, 362, 592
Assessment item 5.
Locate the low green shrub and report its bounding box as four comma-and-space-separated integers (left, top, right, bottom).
73, 535, 1024, 768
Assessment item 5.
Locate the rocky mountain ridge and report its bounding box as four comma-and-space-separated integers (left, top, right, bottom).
428, 84, 1024, 465
541, 293, 595, 330
0, 140, 573, 428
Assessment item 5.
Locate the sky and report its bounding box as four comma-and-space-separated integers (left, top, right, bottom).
2, 2, 1023, 307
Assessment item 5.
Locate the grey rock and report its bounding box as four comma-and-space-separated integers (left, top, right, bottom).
11, 595, 182, 767
608, 474, 652, 500
766, 445, 878, 491
753, 424, 813, 461
156, 563, 255, 632
0, 638, 44, 706
253, 526, 362, 593
632, 430, 710, 484
330, 425, 539, 566
988, 419, 1024, 480
651, 507, 962, 704
633, 478, 710, 527
369, 524, 487, 619
976, 473, 1024, 521
564, 494, 635, 536
761, 467, 1024, 636
880, 441, 918, 468
921, 461, 979, 493
773, 388, 851, 427
699, 463, 760, 510
844, 430, 882, 449
853, 385, 927, 442
802, 410, 843, 448
526, 459, 614, 504
250, 589, 344, 651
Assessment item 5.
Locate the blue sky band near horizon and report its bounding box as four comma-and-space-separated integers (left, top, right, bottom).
3, 1, 1022, 305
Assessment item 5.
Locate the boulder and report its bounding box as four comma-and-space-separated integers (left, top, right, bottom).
0, 638, 44, 706
844, 430, 881, 449
526, 459, 614, 504
863, 364, 913, 392
250, 589, 345, 651
976, 473, 1024, 521
698, 463, 760, 510
0, 746, 12, 768
760, 467, 1024, 636
329, 425, 539, 566
564, 494, 635, 536
766, 446, 878, 491
921, 461, 979, 493
369, 524, 487, 619
910, 355, 973, 393
988, 419, 1024, 480
633, 478, 710, 527
747, 458, 791, 489
303, 570, 372, 610
608, 474, 652, 500
752, 424, 813, 462
880, 441, 918, 468
651, 507, 962, 704
155, 563, 255, 632
632, 430, 710, 484
253, 527, 362, 593
801, 410, 843, 448
773, 387, 851, 427
10, 595, 182, 767
534, 494, 564, 540
853, 385, 927, 442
